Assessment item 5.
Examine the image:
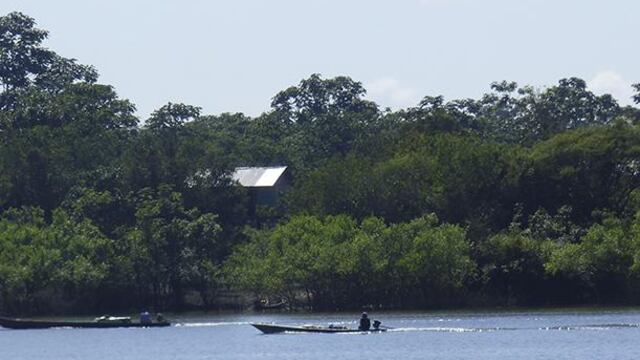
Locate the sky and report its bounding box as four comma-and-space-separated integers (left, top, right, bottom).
1, 0, 638, 119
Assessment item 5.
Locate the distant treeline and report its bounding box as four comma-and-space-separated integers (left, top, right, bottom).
1, 12, 640, 315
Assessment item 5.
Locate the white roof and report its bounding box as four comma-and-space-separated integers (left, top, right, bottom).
232, 166, 287, 187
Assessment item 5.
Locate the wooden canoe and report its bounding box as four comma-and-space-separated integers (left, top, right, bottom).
251, 323, 387, 334
0, 316, 171, 330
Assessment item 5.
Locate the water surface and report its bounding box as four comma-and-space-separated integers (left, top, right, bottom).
2, 309, 640, 359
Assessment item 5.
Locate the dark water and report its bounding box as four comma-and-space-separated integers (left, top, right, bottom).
3, 309, 640, 359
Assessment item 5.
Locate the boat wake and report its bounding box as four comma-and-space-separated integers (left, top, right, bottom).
176, 321, 250, 327
539, 323, 640, 331
388, 327, 513, 333
383, 323, 640, 333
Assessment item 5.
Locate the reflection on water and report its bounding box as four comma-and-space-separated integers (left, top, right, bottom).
2, 309, 640, 359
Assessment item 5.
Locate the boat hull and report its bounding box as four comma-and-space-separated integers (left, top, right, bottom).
251, 323, 386, 334
0, 316, 171, 330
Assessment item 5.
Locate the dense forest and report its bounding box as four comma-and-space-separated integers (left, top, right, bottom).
1, 12, 640, 315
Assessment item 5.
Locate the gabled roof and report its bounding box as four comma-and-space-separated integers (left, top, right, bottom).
232, 166, 288, 187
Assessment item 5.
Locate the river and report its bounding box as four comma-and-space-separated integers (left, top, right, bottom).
2, 309, 640, 359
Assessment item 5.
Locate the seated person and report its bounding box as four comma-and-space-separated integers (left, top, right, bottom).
140, 311, 152, 324
358, 312, 371, 331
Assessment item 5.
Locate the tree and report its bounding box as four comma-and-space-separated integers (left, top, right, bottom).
535, 78, 620, 135
0, 12, 53, 91
146, 102, 200, 131
546, 216, 634, 303
224, 214, 474, 309
0, 12, 136, 214
0, 206, 116, 314
290, 132, 524, 233
271, 73, 376, 124
122, 185, 223, 309
479, 227, 553, 305
444, 78, 621, 145
0, 12, 96, 110
395, 215, 475, 307
401, 95, 472, 135
0, 83, 138, 213
127, 102, 202, 189
527, 122, 640, 223
270, 74, 380, 168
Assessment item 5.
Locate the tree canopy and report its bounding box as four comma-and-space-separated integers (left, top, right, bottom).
1, 12, 640, 314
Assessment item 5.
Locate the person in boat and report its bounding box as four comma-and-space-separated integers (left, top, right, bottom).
359, 312, 371, 331
140, 311, 152, 324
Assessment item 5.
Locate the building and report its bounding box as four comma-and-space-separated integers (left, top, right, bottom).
231, 166, 289, 218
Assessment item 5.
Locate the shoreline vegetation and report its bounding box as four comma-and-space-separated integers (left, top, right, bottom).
1, 12, 640, 316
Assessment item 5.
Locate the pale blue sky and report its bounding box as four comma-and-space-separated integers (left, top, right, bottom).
2, 0, 638, 118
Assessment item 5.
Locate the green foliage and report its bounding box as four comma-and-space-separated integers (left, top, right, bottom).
225, 214, 474, 309
0, 12, 95, 92
479, 227, 554, 305
0, 12, 97, 116
147, 102, 200, 131
525, 206, 584, 244
546, 216, 636, 303
394, 216, 475, 305
535, 78, 619, 135
527, 121, 640, 222
270, 74, 381, 170
0, 207, 114, 313
271, 73, 377, 124
2, 11, 640, 314
290, 133, 524, 236
0, 15, 137, 213
0, 12, 52, 90
438, 78, 621, 144
121, 185, 223, 309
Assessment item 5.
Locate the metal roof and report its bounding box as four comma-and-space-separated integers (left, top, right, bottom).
232, 166, 288, 187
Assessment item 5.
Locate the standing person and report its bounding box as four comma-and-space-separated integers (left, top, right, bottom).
358, 312, 371, 331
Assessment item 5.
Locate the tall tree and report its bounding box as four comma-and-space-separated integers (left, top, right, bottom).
535, 77, 619, 137
0, 12, 136, 213
270, 74, 380, 170
0, 12, 96, 112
